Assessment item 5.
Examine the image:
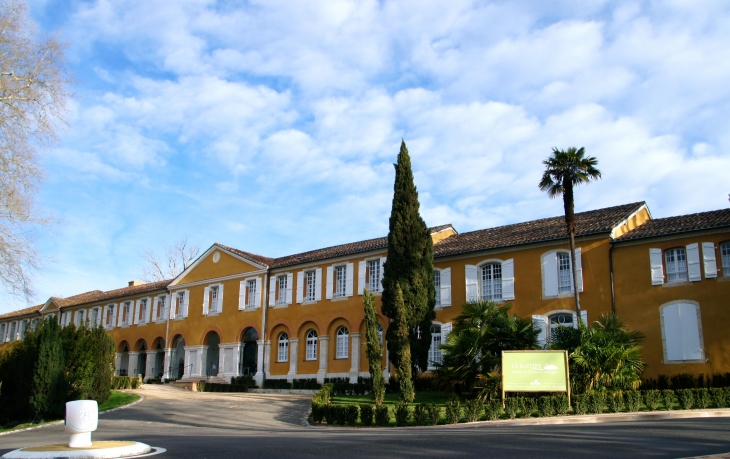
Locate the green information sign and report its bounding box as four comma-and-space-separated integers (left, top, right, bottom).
502, 350, 569, 393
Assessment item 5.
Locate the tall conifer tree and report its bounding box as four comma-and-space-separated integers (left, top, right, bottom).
363, 290, 385, 405
30, 317, 66, 419
381, 140, 436, 398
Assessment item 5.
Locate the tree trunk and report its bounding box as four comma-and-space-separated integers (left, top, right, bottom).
562, 176, 581, 319
568, 229, 581, 319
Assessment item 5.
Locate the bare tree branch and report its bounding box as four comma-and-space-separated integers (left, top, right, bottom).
0, 0, 70, 301
140, 237, 200, 282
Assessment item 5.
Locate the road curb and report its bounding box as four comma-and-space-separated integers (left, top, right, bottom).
0, 394, 145, 437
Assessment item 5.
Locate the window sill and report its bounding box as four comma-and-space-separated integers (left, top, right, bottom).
240, 307, 258, 312
716, 276, 730, 283
273, 304, 289, 309
663, 358, 707, 364
335, 357, 349, 360
205, 311, 221, 317
330, 296, 349, 302
174, 317, 186, 321
662, 281, 691, 288
543, 292, 575, 300
301, 300, 318, 305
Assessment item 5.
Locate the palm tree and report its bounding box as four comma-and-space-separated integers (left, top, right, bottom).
539, 147, 601, 318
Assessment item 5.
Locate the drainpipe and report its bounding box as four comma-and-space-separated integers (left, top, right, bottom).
261, 270, 270, 386
609, 242, 616, 314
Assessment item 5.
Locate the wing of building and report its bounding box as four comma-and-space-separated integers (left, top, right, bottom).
1, 201, 728, 385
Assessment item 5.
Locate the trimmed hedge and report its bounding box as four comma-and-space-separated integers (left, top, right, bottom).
263, 379, 292, 389
199, 382, 248, 392
111, 376, 142, 390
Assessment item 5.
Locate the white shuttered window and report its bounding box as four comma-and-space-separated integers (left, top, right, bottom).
661, 302, 704, 362
722, 242, 730, 276
665, 248, 688, 282
336, 326, 349, 359
306, 330, 318, 360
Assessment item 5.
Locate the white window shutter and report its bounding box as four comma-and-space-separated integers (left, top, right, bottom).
650, 248, 664, 285
218, 284, 224, 312
102, 306, 108, 326
286, 273, 293, 304
326, 266, 333, 299
702, 242, 718, 279
465, 265, 478, 302
686, 243, 701, 282
183, 293, 189, 317
574, 248, 583, 292
679, 303, 703, 360
255, 277, 262, 308
296, 272, 304, 303
315, 268, 323, 301
441, 322, 452, 343
346, 263, 354, 297
380, 257, 386, 290
162, 297, 169, 320
440, 267, 452, 307
662, 305, 683, 361
580, 310, 588, 327
269, 276, 276, 306
542, 252, 558, 297
145, 298, 152, 323
532, 315, 548, 348
358, 260, 366, 295
239, 281, 246, 310
112, 304, 118, 328
134, 300, 140, 325
203, 287, 210, 315
501, 259, 515, 300
118, 304, 124, 327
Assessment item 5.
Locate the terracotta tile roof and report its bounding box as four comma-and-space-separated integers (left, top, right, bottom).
216, 243, 275, 268
430, 224, 456, 234
52, 290, 104, 307
272, 236, 389, 269
433, 202, 647, 258
0, 304, 43, 320
614, 208, 730, 242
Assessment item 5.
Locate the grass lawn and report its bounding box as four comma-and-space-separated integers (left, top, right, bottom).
0, 390, 140, 434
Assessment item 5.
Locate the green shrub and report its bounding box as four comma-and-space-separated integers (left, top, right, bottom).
484, 400, 502, 420
504, 397, 520, 419
146, 378, 162, 384
197, 381, 206, 392
335, 405, 348, 425
426, 403, 440, 425
445, 399, 461, 424
662, 389, 676, 410
710, 388, 727, 408
624, 391, 641, 412
587, 392, 605, 414
231, 375, 256, 387
312, 384, 333, 405
607, 391, 624, 413
572, 394, 589, 415
111, 376, 136, 389
395, 402, 411, 426
643, 390, 661, 411
553, 395, 570, 416
311, 403, 326, 423
360, 404, 374, 426
522, 398, 537, 418
694, 388, 711, 409
677, 389, 694, 410
537, 396, 555, 417
463, 399, 482, 422
263, 379, 292, 389
374, 405, 390, 426
292, 378, 321, 390
413, 403, 429, 426
345, 405, 359, 426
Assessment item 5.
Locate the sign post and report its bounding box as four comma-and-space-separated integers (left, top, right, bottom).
501, 350, 570, 406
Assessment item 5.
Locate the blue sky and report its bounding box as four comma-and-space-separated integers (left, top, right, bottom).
3, 0, 729, 314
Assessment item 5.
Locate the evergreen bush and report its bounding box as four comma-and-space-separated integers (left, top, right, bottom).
670, 373, 696, 389
694, 388, 711, 409
31, 318, 66, 420
231, 375, 256, 387
345, 405, 359, 426
537, 396, 555, 417
426, 403, 440, 425
587, 392, 605, 414
643, 390, 661, 411
445, 399, 461, 424
606, 391, 624, 413
463, 399, 482, 422
87, 325, 115, 404
522, 397, 537, 418
374, 405, 390, 426
572, 394, 589, 415
662, 389, 676, 410
553, 395, 570, 416
359, 404, 374, 426
0, 335, 37, 423
624, 391, 641, 412
312, 384, 333, 405
263, 380, 292, 389
395, 402, 411, 426
676, 389, 694, 410
504, 397, 520, 419
311, 403, 325, 423
710, 388, 727, 408
484, 400, 502, 420
413, 403, 429, 426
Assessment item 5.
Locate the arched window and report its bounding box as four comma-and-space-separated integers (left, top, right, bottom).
306, 330, 318, 361
480, 263, 502, 300
665, 248, 688, 282
549, 313, 574, 339
336, 326, 349, 359
428, 324, 442, 368
278, 332, 289, 362
720, 242, 730, 276
377, 323, 383, 346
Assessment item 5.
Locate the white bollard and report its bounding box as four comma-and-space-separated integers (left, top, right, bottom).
65, 400, 98, 448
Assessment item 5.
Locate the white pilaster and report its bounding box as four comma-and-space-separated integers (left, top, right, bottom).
349, 333, 361, 384
144, 351, 157, 381
162, 348, 172, 380
115, 353, 122, 376
317, 336, 329, 384
264, 340, 272, 377
128, 352, 140, 378
287, 338, 299, 382
254, 340, 265, 387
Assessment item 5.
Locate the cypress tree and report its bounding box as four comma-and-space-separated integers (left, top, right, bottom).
381, 140, 436, 399
87, 325, 115, 404
61, 324, 96, 400
30, 317, 66, 419
0, 331, 38, 423
391, 285, 415, 402
363, 290, 385, 405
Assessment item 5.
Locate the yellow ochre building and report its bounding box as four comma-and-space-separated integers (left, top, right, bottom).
1, 202, 728, 385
